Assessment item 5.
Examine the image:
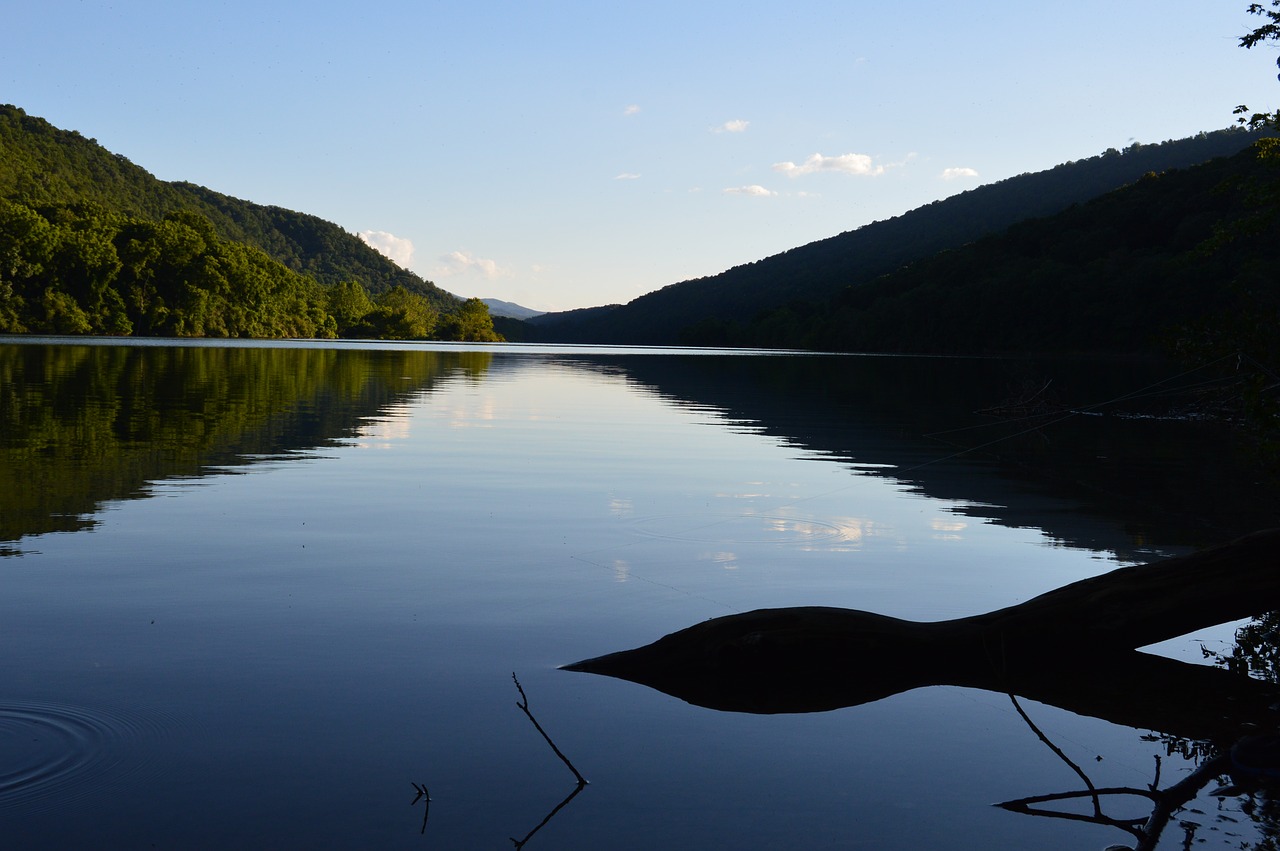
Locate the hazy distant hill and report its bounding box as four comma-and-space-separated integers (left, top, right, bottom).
481, 298, 544, 320
0, 104, 459, 310
526, 128, 1266, 345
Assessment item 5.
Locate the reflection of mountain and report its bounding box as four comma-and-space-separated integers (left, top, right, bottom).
551, 353, 1278, 559
7, 344, 1271, 562
0, 343, 492, 550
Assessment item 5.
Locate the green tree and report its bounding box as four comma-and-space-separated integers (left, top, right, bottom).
114, 216, 208, 334
1236, 0, 1280, 157
368, 286, 439, 339
0, 198, 56, 332
38, 289, 93, 333
50, 219, 128, 334
439, 297, 503, 342
326, 279, 376, 336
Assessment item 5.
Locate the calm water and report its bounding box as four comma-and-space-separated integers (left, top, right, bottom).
1, 339, 1277, 849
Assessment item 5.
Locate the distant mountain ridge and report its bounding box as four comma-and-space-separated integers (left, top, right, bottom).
481, 298, 544, 320
525, 128, 1266, 345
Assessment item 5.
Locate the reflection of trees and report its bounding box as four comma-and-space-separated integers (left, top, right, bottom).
571, 352, 1280, 556
1207, 610, 1280, 684
566, 530, 1280, 848
0, 343, 492, 549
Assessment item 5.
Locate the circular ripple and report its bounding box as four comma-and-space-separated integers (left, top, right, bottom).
632, 513, 850, 545
0, 701, 176, 812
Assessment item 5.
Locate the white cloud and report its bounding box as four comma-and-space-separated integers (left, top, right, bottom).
715, 119, 749, 133
358, 230, 415, 268
772, 152, 883, 178
623, 104, 641, 116
614, 172, 641, 180
723, 185, 776, 197
941, 167, 980, 180
435, 250, 507, 280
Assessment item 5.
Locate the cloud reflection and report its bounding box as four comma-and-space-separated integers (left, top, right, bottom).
700, 551, 739, 569
930, 516, 968, 541
353, 410, 412, 449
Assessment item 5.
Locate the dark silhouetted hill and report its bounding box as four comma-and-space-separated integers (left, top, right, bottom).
526, 129, 1266, 345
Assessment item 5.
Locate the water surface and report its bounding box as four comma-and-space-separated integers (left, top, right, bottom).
1, 339, 1275, 849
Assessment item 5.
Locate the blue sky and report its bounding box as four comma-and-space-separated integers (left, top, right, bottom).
6, 1, 1278, 312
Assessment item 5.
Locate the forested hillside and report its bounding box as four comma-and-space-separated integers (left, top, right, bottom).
693, 145, 1280, 356
525, 129, 1266, 345
0, 105, 502, 340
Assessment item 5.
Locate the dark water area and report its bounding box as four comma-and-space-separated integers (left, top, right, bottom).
2, 338, 1278, 849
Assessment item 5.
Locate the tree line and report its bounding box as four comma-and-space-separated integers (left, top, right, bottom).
0, 198, 500, 340
676, 144, 1279, 356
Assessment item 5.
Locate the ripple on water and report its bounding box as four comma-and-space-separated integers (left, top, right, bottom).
0, 700, 179, 813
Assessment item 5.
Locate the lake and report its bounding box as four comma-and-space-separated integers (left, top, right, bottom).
2, 338, 1278, 850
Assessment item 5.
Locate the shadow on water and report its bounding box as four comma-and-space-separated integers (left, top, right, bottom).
558, 352, 1280, 557
565, 530, 1280, 849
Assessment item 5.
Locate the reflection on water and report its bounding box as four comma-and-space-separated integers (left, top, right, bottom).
600, 352, 1280, 556
565, 529, 1280, 847
1, 338, 1277, 849
0, 342, 490, 550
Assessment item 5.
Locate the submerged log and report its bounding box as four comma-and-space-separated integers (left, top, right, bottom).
563, 530, 1280, 734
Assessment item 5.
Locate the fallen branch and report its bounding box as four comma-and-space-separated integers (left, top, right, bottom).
563, 530, 1280, 736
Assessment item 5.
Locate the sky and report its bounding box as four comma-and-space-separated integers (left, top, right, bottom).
6, 1, 1279, 313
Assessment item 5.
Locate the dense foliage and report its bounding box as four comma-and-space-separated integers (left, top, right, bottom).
0, 105, 502, 341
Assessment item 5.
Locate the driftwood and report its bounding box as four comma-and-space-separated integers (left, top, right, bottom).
563, 529, 1280, 740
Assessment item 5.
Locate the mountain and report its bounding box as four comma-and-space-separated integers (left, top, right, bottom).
722, 145, 1280, 355
0, 105, 506, 341
0, 104, 458, 310
482, 298, 544, 320
525, 129, 1267, 345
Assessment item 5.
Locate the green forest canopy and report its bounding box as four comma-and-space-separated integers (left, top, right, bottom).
0, 105, 500, 341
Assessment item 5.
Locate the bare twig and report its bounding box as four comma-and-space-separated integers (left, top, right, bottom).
410, 782, 431, 835
509, 780, 587, 849
1000, 693, 1233, 851
1008, 694, 1106, 816
512, 672, 588, 786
